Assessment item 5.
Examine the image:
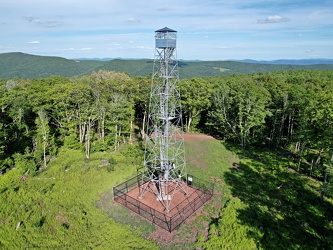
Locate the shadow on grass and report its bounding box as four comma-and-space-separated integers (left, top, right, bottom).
223, 142, 333, 249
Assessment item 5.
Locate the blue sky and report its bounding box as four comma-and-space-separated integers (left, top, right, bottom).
1, 0, 332, 60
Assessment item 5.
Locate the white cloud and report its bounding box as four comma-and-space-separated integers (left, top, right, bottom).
131, 46, 152, 50
215, 46, 238, 49
58, 48, 75, 51
2, 0, 332, 60
23, 16, 39, 22
156, 7, 173, 12
215, 46, 230, 49
57, 47, 93, 51
125, 18, 141, 23
257, 15, 290, 24
23, 16, 62, 28
28, 41, 40, 44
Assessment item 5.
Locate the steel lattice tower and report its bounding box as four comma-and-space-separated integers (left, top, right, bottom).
139, 27, 187, 212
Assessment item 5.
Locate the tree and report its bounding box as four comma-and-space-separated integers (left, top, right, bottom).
1, 79, 34, 155
133, 76, 151, 139
321, 154, 333, 199
35, 109, 50, 167
208, 76, 271, 149
89, 70, 137, 150
180, 78, 213, 132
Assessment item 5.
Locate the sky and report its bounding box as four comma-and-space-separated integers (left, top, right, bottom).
1, 0, 333, 61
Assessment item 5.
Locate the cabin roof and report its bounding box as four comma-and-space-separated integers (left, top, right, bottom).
155, 27, 177, 33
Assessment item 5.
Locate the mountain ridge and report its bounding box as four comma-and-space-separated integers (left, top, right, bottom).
235, 58, 333, 65
1, 52, 333, 79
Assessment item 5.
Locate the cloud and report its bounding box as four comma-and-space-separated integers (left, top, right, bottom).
38, 21, 62, 28
215, 45, 242, 50
58, 48, 75, 51
23, 16, 39, 22
257, 15, 290, 24
131, 46, 152, 50
156, 7, 173, 12
28, 41, 40, 44
57, 47, 93, 51
216, 46, 233, 49
125, 18, 141, 23
23, 16, 62, 28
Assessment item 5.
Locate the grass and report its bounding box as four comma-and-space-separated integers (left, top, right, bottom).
98, 135, 237, 249
0, 145, 158, 249
178, 137, 333, 249
2, 135, 332, 249
218, 143, 333, 249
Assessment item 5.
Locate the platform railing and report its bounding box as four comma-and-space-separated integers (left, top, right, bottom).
113, 174, 214, 232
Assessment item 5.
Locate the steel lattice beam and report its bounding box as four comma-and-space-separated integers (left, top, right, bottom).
139, 27, 187, 212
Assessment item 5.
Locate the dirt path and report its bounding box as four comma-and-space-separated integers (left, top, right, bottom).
183, 133, 214, 141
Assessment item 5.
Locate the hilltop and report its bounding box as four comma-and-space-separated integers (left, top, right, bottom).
1, 52, 333, 79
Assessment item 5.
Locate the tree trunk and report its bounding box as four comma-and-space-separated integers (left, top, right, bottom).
118, 125, 121, 148
320, 153, 333, 200
115, 124, 118, 151
315, 148, 324, 167
141, 111, 146, 140
295, 141, 300, 153
43, 142, 47, 167
37, 110, 49, 167
310, 159, 314, 176
85, 121, 92, 159
241, 136, 247, 150
297, 142, 306, 172
187, 116, 192, 133
129, 119, 133, 143
277, 114, 286, 148
101, 117, 105, 141
97, 108, 105, 141
287, 112, 294, 141
79, 122, 86, 143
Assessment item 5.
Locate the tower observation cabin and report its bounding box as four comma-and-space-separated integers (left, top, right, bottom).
155, 27, 177, 48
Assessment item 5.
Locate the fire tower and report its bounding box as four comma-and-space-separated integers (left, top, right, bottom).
139, 27, 187, 212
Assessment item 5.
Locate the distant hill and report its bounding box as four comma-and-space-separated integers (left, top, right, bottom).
236, 58, 333, 65
1, 52, 333, 79
0, 52, 105, 79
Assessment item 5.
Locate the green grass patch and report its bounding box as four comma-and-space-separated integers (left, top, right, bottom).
0, 145, 158, 249
2, 135, 332, 249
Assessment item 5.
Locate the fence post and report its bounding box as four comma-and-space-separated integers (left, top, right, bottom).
137, 174, 141, 193
124, 193, 127, 207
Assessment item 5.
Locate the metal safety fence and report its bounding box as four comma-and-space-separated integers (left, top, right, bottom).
113, 175, 214, 232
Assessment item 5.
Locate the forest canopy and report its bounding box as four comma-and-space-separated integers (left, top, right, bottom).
1, 69, 333, 248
